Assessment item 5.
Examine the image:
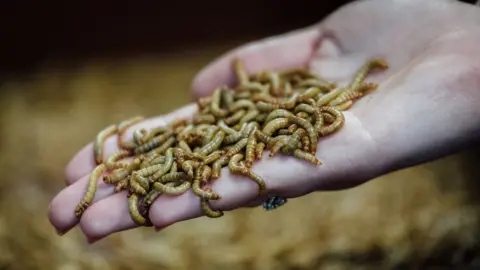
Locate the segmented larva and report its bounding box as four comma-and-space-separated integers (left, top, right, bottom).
229, 100, 256, 112
200, 188, 224, 218
262, 118, 290, 136
153, 181, 191, 195
133, 130, 174, 155
269, 136, 290, 157
293, 149, 322, 166
93, 124, 118, 165
225, 138, 248, 158
335, 100, 354, 111
319, 106, 345, 136
128, 194, 151, 226
192, 165, 220, 200
255, 142, 265, 160
75, 164, 106, 217
211, 87, 229, 117
198, 130, 225, 156
245, 133, 257, 168
117, 116, 145, 150
348, 58, 388, 92
233, 58, 249, 85
212, 156, 229, 179
105, 149, 132, 170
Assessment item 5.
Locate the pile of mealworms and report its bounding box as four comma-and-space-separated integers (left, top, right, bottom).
74, 58, 388, 226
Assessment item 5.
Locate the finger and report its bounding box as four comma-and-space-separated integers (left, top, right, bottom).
191, 26, 321, 97
64, 103, 198, 185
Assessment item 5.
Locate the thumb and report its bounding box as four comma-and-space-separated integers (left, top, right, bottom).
191, 26, 322, 97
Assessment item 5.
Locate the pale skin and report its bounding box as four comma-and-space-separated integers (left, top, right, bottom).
48, 0, 480, 243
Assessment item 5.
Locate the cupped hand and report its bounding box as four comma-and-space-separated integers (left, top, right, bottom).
49, 0, 480, 243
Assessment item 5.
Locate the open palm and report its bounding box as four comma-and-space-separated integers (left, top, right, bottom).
49, 0, 480, 243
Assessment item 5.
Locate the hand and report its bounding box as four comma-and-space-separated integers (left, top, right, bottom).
48, 0, 480, 243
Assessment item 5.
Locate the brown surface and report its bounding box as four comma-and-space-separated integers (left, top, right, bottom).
1, 1, 480, 269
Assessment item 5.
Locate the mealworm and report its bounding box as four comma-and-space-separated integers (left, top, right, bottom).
150, 148, 174, 182
297, 78, 334, 91
319, 106, 345, 136
322, 112, 336, 124
133, 128, 148, 145
269, 136, 290, 157
224, 109, 245, 126
222, 87, 235, 110
198, 130, 225, 156
105, 149, 132, 170
294, 103, 314, 114
141, 154, 165, 168
202, 150, 225, 165
316, 87, 348, 107
250, 93, 278, 103
103, 157, 141, 183
200, 187, 224, 218
140, 126, 171, 144
117, 116, 145, 150
229, 100, 256, 112
254, 130, 271, 144
145, 137, 176, 157
233, 58, 249, 85
266, 135, 290, 149
255, 142, 265, 160
128, 194, 151, 226
285, 128, 306, 153
293, 149, 322, 166
288, 116, 318, 154
254, 113, 267, 122
193, 114, 216, 125
287, 124, 298, 134
329, 90, 363, 106
192, 165, 220, 200
201, 165, 212, 184
262, 118, 290, 136
295, 111, 310, 119
176, 124, 195, 141
234, 91, 251, 100
277, 129, 292, 135
211, 87, 229, 117
246, 170, 267, 195
228, 153, 249, 174
223, 123, 248, 144
178, 140, 193, 154
284, 81, 293, 96
170, 161, 178, 173
225, 138, 248, 158
212, 156, 229, 179
301, 135, 310, 152
245, 133, 257, 168
197, 96, 212, 109
133, 130, 174, 155
114, 178, 129, 193
298, 87, 321, 102
335, 100, 354, 111
201, 125, 219, 146
265, 109, 295, 123
159, 172, 189, 183
130, 173, 150, 195
93, 124, 118, 165
217, 120, 237, 134
75, 164, 106, 217
182, 160, 201, 178
238, 109, 259, 124
153, 181, 191, 195
348, 58, 388, 92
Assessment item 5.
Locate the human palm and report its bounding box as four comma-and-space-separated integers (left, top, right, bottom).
49, 0, 480, 242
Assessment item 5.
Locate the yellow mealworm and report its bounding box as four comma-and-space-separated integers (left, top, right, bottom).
202, 125, 219, 146
255, 142, 265, 160
193, 114, 216, 125
202, 150, 224, 165
222, 87, 235, 110
178, 140, 193, 154
245, 170, 267, 195
266, 135, 290, 149
141, 154, 165, 168
223, 123, 248, 144
348, 58, 388, 92
294, 103, 314, 114
182, 160, 201, 178
103, 157, 141, 183
233, 58, 249, 85
200, 188, 224, 218
277, 129, 292, 135
170, 161, 178, 173
238, 109, 259, 124
130, 173, 149, 195
201, 165, 212, 184
192, 165, 220, 200
295, 111, 310, 119
139, 126, 170, 145
150, 148, 174, 182
114, 178, 129, 193
197, 96, 212, 109
293, 149, 322, 166
284, 81, 293, 96
254, 130, 271, 144
297, 78, 334, 91
198, 130, 225, 156
250, 93, 278, 103
288, 116, 318, 154
145, 136, 176, 156
301, 135, 310, 152
287, 124, 298, 134
233, 91, 251, 100
133, 130, 174, 155
105, 149, 132, 170
229, 100, 256, 112
285, 128, 306, 153
176, 124, 195, 141
319, 106, 345, 136
128, 194, 151, 226
93, 124, 118, 165
265, 109, 295, 123
217, 120, 237, 134
153, 181, 191, 195
262, 118, 290, 136
212, 156, 229, 179
269, 136, 290, 157
159, 172, 189, 183
329, 90, 363, 106
298, 87, 321, 102
133, 128, 148, 145
211, 87, 229, 117
335, 100, 354, 111
228, 154, 249, 175
117, 116, 145, 150
225, 138, 248, 158
254, 113, 267, 122
245, 133, 257, 168
316, 87, 348, 107
322, 112, 336, 124
75, 164, 106, 217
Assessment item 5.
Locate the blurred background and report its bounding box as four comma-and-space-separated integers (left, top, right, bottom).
1, 0, 480, 269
